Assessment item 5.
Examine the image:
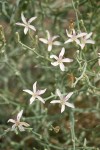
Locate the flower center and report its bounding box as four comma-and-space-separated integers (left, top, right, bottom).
48, 38, 53, 45
16, 121, 20, 126
57, 57, 62, 64
60, 99, 65, 105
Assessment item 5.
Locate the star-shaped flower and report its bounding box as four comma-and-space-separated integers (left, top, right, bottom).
79, 32, 95, 49
50, 47, 73, 71
23, 81, 46, 104
8, 110, 30, 132
16, 12, 37, 34
50, 89, 74, 113
39, 30, 61, 51
65, 29, 86, 45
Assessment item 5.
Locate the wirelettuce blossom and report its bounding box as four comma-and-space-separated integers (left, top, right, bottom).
8, 110, 30, 132
50, 89, 74, 113
39, 30, 61, 51
50, 47, 73, 71
16, 12, 37, 34
65, 29, 87, 46
23, 81, 46, 104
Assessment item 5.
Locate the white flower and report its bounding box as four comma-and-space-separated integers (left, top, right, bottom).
39, 30, 61, 51
16, 12, 37, 34
50, 47, 73, 71
98, 53, 100, 66
50, 89, 74, 113
23, 81, 46, 104
8, 110, 30, 132
65, 29, 86, 45
79, 32, 95, 49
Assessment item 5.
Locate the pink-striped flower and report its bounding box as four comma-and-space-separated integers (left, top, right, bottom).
50, 89, 74, 113
50, 47, 73, 71
8, 110, 30, 132
23, 81, 46, 104
16, 12, 37, 34
39, 30, 61, 51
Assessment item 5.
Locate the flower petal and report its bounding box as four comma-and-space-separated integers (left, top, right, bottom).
30, 96, 35, 105
61, 104, 65, 113
20, 122, 30, 127
56, 89, 62, 99
38, 89, 46, 95
12, 124, 16, 130
33, 81, 37, 92
15, 23, 26, 27
18, 125, 25, 131
50, 100, 60, 103
24, 27, 28, 34
46, 30, 51, 40
21, 12, 27, 24
51, 62, 59, 66
39, 38, 48, 44
29, 25, 36, 31
65, 102, 74, 108
53, 41, 61, 45
80, 43, 85, 49
62, 58, 73, 63
23, 89, 33, 95
48, 44, 52, 51
59, 63, 65, 71
75, 39, 80, 45
77, 33, 87, 38
28, 16, 37, 23
37, 96, 45, 103
59, 47, 65, 58
52, 35, 59, 41
85, 32, 92, 39
64, 39, 73, 44
17, 110, 23, 121
8, 119, 15, 123
50, 55, 58, 60
86, 40, 95, 44
65, 92, 73, 101
66, 29, 72, 38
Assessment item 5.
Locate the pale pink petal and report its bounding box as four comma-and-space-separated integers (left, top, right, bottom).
65, 102, 74, 108
48, 44, 52, 51
21, 13, 27, 24
8, 119, 15, 123
61, 105, 65, 113
23, 89, 33, 95
52, 35, 59, 40
29, 25, 36, 31
20, 122, 30, 127
30, 96, 35, 104
37, 96, 45, 103
64, 39, 73, 44
28, 17, 37, 23
46, 30, 51, 40
86, 40, 95, 44
50, 55, 58, 60
18, 125, 25, 131
33, 81, 37, 92
50, 100, 60, 103
66, 29, 72, 38
65, 92, 73, 101
59, 47, 65, 57
51, 62, 59, 66
72, 29, 76, 35
56, 89, 62, 99
38, 89, 46, 95
75, 39, 80, 45
24, 27, 28, 34
39, 38, 48, 44
85, 32, 92, 39
12, 124, 16, 130
62, 58, 73, 63
59, 63, 65, 71
17, 110, 23, 121
53, 41, 61, 45
77, 33, 87, 38
15, 23, 26, 27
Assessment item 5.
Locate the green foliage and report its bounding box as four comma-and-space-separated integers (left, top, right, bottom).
0, 0, 100, 150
